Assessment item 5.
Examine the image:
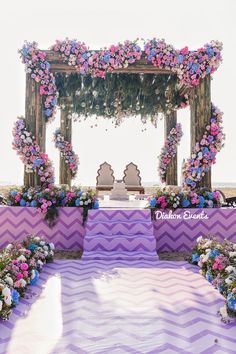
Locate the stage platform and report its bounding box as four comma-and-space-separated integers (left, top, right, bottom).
0, 206, 236, 252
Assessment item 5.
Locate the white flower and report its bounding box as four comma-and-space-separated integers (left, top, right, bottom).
17, 255, 26, 262
31, 270, 35, 280
37, 260, 43, 266
49, 243, 55, 250
203, 240, 212, 249
50, 250, 54, 256
196, 236, 203, 243
0, 300, 2, 311
40, 241, 46, 246
84, 201, 88, 205
229, 252, 236, 258
5, 244, 13, 251
173, 203, 177, 208
80, 201, 84, 206
225, 266, 235, 273
34, 236, 40, 242
2, 287, 12, 306
5, 276, 13, 287
19, 279, 26, 288
44, 251, 48, 257
225, 277, 233, 285
233, 244, 236, 251
43, 246, 49, 251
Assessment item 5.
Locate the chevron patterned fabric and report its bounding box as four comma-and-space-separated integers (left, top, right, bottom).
0, 259, 235, 353
0, 207, 236, 252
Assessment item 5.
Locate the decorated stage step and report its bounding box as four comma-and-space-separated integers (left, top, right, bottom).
83, 209, 158, 260
86, 220, 154, 236
87, 209, 151, 222
82, 250, 159, 261
84, 234, 156, 252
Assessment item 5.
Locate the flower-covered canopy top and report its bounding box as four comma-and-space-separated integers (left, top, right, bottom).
19, 38, 223, 123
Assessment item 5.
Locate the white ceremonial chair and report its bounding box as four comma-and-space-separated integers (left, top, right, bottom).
122, 162, 145, 194
96, 162, 115, 192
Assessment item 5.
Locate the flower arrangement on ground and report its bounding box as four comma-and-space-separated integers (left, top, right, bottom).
0, 235, 54, 320
191, 236, 236, 322
7, 185, 99, 227
147, 187, 221, 210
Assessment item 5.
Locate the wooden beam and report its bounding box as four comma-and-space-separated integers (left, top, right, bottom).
59, 97, 72, 187
24, 74, 45, 187
164, 111, 178, 185
190, 75, 211, 189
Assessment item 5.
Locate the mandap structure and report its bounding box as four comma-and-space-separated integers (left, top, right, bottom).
14, 38, 224, 190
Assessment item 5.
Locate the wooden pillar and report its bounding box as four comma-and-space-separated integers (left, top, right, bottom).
59, 97, 72, 187
164, 110, 178, 185
190, 75, 212, 189
24, 74, 45, 187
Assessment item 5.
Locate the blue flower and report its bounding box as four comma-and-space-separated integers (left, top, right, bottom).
150, 49, 157, 56
34, 158, 43, 167
11, 289, 20, 305
28, 243, 38, 252
206, 270, 213, 283
198, 196, 205, 208
75, 198, 81, 207
192, 63, 199, 72
30, 200, 37, 207
44, 109, 52, 117
30, 269, 39, 286
227, 292, 236, 311
206, 47, 214, 57
191, 253, 200, 264
177, 54, 184, 63
20, 199, 26, 206
93, 201, 99, 209
103, 54, 110, 63
10, 191, 17, 197
21, 47, 29, 56
182, 199, 190, 208
207, 192, 214, 200
60, 191, 65, 199
208, 249, 220, 258
77, 191, 83, 197
150, 198, 157, 208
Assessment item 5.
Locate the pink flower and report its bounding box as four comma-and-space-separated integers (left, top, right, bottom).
17, 272, 23, 280
20, 263, 29, 271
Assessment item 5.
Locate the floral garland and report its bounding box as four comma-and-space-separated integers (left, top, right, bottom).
148, 187, 221, 210
52, 39, 142, 78
182, 104, 225, 190
7, 186, 99, 226
191, 236, 236, 323
12, 118, 55, 188
0, 235, 54, 320
53, 129, 79, 178
144, 39, 222, 87
19, 41, 58, 123
158, 123, 183, 183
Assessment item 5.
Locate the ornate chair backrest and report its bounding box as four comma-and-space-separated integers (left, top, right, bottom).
123, 162, 142, 186
96, 162, 115, 186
